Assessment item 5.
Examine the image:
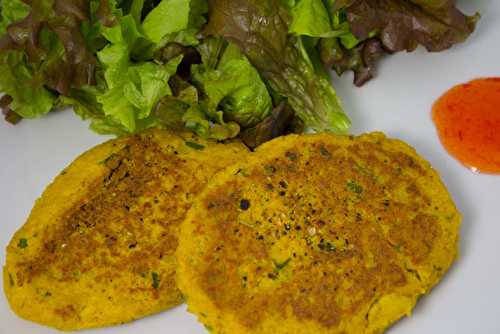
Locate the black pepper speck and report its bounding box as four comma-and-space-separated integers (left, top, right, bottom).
240, 199, 250, 210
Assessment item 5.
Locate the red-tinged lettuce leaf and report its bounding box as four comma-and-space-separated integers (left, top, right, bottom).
0, 49, 56, 119
204, 0, 290, 83
0, 0, 99, 95
339, 0, 479, 53
240, 101, 299, 149
319, 36, 385, 87
321, 0, 478, 86
155, 42, 201, 79
0, 94, 22, 124
204, 0, 351, 134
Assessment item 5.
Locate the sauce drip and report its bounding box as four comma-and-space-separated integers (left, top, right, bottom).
432, 78, 500, 174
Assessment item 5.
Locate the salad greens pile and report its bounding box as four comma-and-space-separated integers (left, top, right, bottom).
0, 0, 478, 147
317, 0, 479, 86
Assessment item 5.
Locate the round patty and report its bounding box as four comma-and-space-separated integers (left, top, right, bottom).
177, 132, 460, 334
3, 129, 248, 331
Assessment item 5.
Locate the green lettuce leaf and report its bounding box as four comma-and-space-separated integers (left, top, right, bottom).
284, 0, 360, 45
172, 0, 208, 46
97, 15, 182, 132
59, 86, 104, 121
156, 82, 240, 140
328, 9, 360, 49
157, 36, 269, 141
204, 0, 350, 134
126, 0, 146, 22
143, 0, 191, 43
142, 0, 207, 46
0, 50, 55, 118
0, 0, 30, 35
183, 103, 240, 140
288, 0, 332, 37
192, 41, 272, 128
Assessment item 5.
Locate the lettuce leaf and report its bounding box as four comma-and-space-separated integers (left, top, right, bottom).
156, 81, 240, 140
97, 15, 182, 132
0, 0, 98, 96
287, 0, 332, 37
0, 0, 30, 35
142, 0, 207, 46
156, 36, 272, 140
143, 0, 191, 43
0, 50, 55, 118
240, 101, 297, 149
338, 0, 479, 53
0, 0, 207, 132
284, 0, 361, 48
204, 0, 350, 134
0, 0, 97, 121
192, 41, 272, 128
319, 36, 384, 86
321, 0, 479, 86
59, 86, 104, 121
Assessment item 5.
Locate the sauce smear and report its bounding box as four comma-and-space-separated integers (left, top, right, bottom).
433, 78, 500, 174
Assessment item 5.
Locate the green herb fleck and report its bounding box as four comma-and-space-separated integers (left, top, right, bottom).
318, 239, 337, 252
394, 244, 402, 253
204, 324, 214, 332
273, 258, 291, 270
8, 273, 14, 287
319, 145, 331, 157
17, 238, 28, 249
235, 168, 249, 176
185, 141, 205, 150
44, 291, 52, 297
264, 165, 276, 175
286, 151, 297, 160
347, 180, 363, 194
100, 153, 117, 165
152, 272, 160, 289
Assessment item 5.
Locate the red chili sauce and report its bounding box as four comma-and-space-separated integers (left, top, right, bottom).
432, 78, 500, 174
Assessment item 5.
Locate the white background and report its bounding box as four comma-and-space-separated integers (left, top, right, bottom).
1, 1, 499, 333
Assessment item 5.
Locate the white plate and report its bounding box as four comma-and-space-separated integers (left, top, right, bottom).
1, 1, 499, 333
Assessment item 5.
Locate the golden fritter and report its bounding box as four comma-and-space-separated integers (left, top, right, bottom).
3, 129, 248, 331
177, 132, 460, 334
